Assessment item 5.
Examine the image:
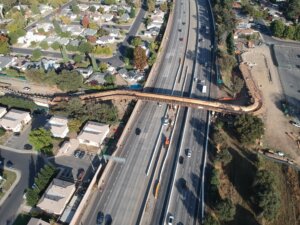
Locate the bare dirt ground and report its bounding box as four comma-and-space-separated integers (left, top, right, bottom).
241, 45, 300, 164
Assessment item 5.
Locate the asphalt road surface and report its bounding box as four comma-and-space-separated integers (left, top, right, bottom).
79, 0, 193, 224
0, 149, 45, 225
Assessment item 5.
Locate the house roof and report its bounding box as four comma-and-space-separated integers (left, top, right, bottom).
77, 121, 109, 145
118, 68, 128, 75
98, 35, 114, 42
37, 178, 76, 215
83, 28, 97, 36
120, 13, 130, 21
27, 218, 50, 225
0, 56, 14, 68
86, 72, 108, 84
0, 109, 30, 130
0, 107, 7, 117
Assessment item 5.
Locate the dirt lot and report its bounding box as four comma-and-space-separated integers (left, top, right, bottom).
241, 46, 300, 164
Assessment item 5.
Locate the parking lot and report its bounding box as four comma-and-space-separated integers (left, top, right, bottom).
273, 45, 300, 117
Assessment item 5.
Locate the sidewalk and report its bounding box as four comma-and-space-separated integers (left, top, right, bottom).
0, 168, 21, 206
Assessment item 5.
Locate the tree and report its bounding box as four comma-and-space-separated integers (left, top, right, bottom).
131, 36, 142, 47
104, 74, 116, 85
88, 22, 99, 30
98, 7, 104, 13
134, 46, 148, 71
53, 20, 62, 34
99, 62, 108, 72
130, 7, 136, 18
283, 25, 296, 39
148, 52, 157, 66
55, 70, 83, 91
270, 20, 285, 38
51, 41, 61, 50
82, 15, 90, 28
7, 29, 26, 44
149, 41, 159, 53
0, 35, 10, 55
144, 17, 152, 28
26, 188, 39, 206
39, 41, 49, 50
231, 75, 244, 97
285, 0, 300, 21
216, 198, 236, 221
234, 114, 264, 144
68, 119, 82, 133
97, 28, 109, 37
78, 41, 93, 53
32, 49, 42, 60
226, 32, 235, 55
103, 0, 117, 5
147, 0, 155, 12
89, 5, 96, 12
216, 149, 232, 165
204, 214, 220, 225
60, 15, 71, 25
160, 2, 168, 12
73, 54, 83, 63
70, 4, 80, 14
0, 96, 37, 111
93, 45, 112, 55
29, 128, 53, 153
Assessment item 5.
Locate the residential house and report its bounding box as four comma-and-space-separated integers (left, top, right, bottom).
45, 116, 69, 138
0, 109, 31, 133
44, 36, 59, 45
76, 66, 93, 79
144, 30, 152, 37
106, 28, 120, 37
110, 5, 118, 12
27, 218, 50, 225
234, 28, 258, 39
101, 5, 111, 13
35, 23, 54, 33
61, 25, 84, 36
119, 13, 130, 22
69, 39, 80, 47
147, 22, 163, 30
83, 28, 97, 37
17, 31, 46, 45
0, 107, 7, 118
39, 5, 53, 14
41, 58, 60, 72
0, 56, 15, 71
85, 72, 108, 85
57, 37, 70, 45
78, 4, 89, 11
96, 36, 115, 45
118, 68, 128, 78
127, 70, 144, 81
121, 5, 132, 13
151, 14, 164, 24
102, 14, 114, 22
77, 121, 109, 147
37, 178, 76, 215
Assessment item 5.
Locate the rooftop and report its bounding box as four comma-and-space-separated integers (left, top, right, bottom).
27, 218, 50, 225
77, 121, 109, 146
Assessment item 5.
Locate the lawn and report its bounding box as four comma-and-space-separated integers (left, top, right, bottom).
0, 170, 17, 199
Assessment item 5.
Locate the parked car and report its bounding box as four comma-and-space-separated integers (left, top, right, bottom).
179, 156, 184, 164
24, 144, 32, 150
97, 211, 104, 225
6, 160, 13, 168
290, 121, 300, 128
135, 128, 141, 135
168, 214, 174, 225
23, 87, 31, 91
186, 149, 192, 158
74, 150, 85, 159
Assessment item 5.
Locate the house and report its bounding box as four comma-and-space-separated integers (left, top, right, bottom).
106, 28, 120, 37
148, 27, 160, 36
101, 5, 111, 13
0, 107, 7, 118
57, 37, 70, 45
119, 13, 130, 22
147, 22, 163, 30
41, 58, 60, 72
37, 178, 76, 215
27, 218, 50, 225
83, 28, 97, 37
61, 25, 84, 36
78, 4, 89, 11
96, 36, 115, 45
76, 66, 93, 79
117, 68, 128, 78
85, 72, 108, 85
35, 23, 54, 33
44, 36, 59, 45
77, 121, 109, 147
17, 31, 46, 44
0, 109, 31, 133
45, 116, 69, 138
151, 14, 164, 24
39, 5, 53, 14
144, 30, 152, 37
0, 56, 15, 71
69, 39, 80, 47
234, 28, 258, 39
102, 14, 114, 22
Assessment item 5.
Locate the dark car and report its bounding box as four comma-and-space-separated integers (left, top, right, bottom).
105, 215, 112, 225
97, 211, 104, 225
179, 38, 183, 41
13, 132, 20, 136
135, 128, 141, 135
78, 151, 85, 159
6, 160, 13, 168
74, 150, 80, 158
24, 144, 33, 150
179, 156, 184, 164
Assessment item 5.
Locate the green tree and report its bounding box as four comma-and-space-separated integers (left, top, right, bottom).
32, 49, 42, 60
210, 168, 220, 187
0, 35, 10, 55
56, 70, 83, 91
130, 7, 136, 18
51, 41, 61, 50
26, 188, 39, 206
39, 41, 49, 50
131, 36, 142, 47
234, 114, 264, 144
231, 75, 244, 97
134, 46, 148, 71
226, 32, 235, 55
270, 20, 285, 38
103, 0, 117, 5
99, 62, 108, 72
144, 17, 152, 27
216, 198, 236, 221
104, 74, 116, 85
98, 7, 104, 13
53, 20, 62, 34
147, 0, 155, 12
70, 4, 80, 14
89, 5, 96, 12
97, 28, 109, 37
283, 25, 296, 39
29, 128, 53, 152
149, 41, 159, 53
73, 54, 83, 63
68, 119, 83, 133
285, 0, 300, 21
78, 41, 93, 53
148, 52, 157, 66
0, 96, 37, 111
216, 149, 232, 165
160, 2, 168, 12
8, 29, 26, 44
204, 214, 220, 225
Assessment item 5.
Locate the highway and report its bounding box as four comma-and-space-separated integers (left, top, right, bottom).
79, 0, 193, 224
0, 149, 45, 225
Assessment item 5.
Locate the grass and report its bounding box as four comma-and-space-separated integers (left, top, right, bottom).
12, 214, 31, 225
0, 170, 17, 199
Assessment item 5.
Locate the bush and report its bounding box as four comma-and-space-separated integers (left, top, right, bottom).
216, 149, 232, 165
29, 128, 53, 154
204, 214, 220, 225
4, 68, 22, 77
32, 49, 42, 60
216, 198, 236, 221
93, 45, 113, 56
0, 96, 38, 111
0, 127, 5, 136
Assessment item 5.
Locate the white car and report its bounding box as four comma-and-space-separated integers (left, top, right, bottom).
168, 215, 174, 225
23, 87, 31, 92
291, 121, 300, 128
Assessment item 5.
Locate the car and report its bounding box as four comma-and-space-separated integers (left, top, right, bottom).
13, 132, 20, 136
23, 87, 31, 91
199, 38, 203, 42
135, 127, 141, 135
181, 179, 187, 189
105, 215, 112, 225
97, 211, 104, 225
6, 160, 13, 168
178, 28, 182, 32
24, 144, 32, 150
73, 150, 81, 158
179, 38, 183, 41
290, 121, 300, 128
179, 156, 184, 164
186, 149, 192, 158
163, 117, 169, 125
78, 150, 85, 159
168, 214, 174, 225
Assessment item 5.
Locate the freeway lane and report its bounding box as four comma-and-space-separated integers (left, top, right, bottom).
79, 0, 191, 224
0, 149, 45, 225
